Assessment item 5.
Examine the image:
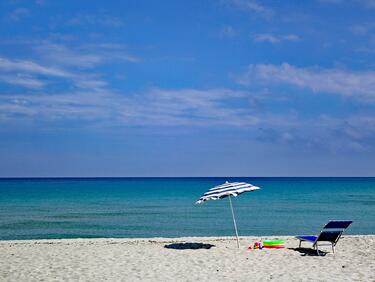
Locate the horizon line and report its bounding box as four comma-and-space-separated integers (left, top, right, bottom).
1, 176, 374, 179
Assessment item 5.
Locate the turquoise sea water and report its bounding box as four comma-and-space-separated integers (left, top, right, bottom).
0, 177, 374, 240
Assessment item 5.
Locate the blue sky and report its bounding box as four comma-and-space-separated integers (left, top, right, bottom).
0, 0, 374, 176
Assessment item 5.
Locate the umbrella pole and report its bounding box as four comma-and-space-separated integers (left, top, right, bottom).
228, 195, 240, 248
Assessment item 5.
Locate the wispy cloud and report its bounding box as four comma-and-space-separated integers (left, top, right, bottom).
318, 0, 342, 3
36, 43, 103, 68
314, 115, 375, 152
358, 0, 375, 8
66, 14, 124, 27
1, 84, 374, 152
228, 0, 273, 17
124, 88, 261, 126
253, 33, 300, 43
0, 55, 113, 91
0, 57, 69, 77
350, 22, 375, 35
8, 8, 30, 21
72, 75, 108, 92
219, 25, 237, 38
0, 74, 369, 130
0, 74, 45, 89
234, 63, 375, 99
0, 39, 139, 90
256, 113, 375, 153
34, 42, 139, 68
0, 88, 262, 127
319, 0, 375, 6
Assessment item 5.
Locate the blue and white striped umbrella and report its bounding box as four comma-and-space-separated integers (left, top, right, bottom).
196, 181, 260, 248
196, 181, 260, 204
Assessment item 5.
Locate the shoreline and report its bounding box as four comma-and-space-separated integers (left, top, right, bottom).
1, 234, 374, 243
1, 235, 374, 281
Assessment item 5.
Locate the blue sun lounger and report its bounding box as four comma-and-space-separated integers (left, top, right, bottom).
296, 220, 352, 255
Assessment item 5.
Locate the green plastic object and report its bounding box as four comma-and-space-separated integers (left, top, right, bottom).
263, 240, 285, 246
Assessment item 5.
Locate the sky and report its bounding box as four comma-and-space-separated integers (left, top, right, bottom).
0, 0, 374, 177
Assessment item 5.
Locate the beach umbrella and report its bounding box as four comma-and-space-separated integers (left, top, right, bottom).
196, 181, 260, 248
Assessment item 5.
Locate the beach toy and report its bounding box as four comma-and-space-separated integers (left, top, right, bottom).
262, 240, 285, 249
253, 241, 263, 249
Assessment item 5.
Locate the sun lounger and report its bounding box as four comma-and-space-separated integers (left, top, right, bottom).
296, 220, 352, 255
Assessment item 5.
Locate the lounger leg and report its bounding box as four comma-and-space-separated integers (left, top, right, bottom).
315, 243, 320, 256
332, 243, 335, 253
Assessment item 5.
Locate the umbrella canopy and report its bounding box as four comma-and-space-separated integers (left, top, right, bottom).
196, 181, 260, 248
196, 181, 260, 203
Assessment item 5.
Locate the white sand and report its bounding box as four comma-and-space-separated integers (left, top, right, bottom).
0, 235, 374, 282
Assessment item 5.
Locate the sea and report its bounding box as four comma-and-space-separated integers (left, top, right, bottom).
0, 177, 374, 240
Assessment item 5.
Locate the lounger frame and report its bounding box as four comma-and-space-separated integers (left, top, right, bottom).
297, 220, 352, 256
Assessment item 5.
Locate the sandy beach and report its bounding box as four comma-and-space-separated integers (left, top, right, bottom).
0, 235, 374, 282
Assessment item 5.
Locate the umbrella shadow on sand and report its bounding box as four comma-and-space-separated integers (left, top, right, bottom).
164, 243, 215, 250
288, 247, 327, 256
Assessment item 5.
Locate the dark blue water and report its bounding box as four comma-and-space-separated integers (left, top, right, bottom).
0, 177, 374, 240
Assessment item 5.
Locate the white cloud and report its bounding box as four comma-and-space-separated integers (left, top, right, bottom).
254, 33, 300, 43
0, 74, 45, 89
235, 63, 375, 99
128, 88, 260, 126
318, 0, 342, 3
0, 40, 139, 90
0, 57, 69, 77
117, 88, 266, 127
34, 42, 139, 68
66, 14, 124, 27
283, 34, 300, 41
350, 22, 375, 35
8, 8, 30, 21
229, 0, 273, 17
255, 113, 375, 153
0, 55, 103, 91
0, 55, 74, 89
1, 85, 374, 152
36, 43, 103, 68
254, 34, 280, 43
73, 77, 108, 91
0, 87, 264, 127
316, 115, 375, 152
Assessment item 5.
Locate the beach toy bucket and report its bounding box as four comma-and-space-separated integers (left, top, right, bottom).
262, 240, 285, 249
